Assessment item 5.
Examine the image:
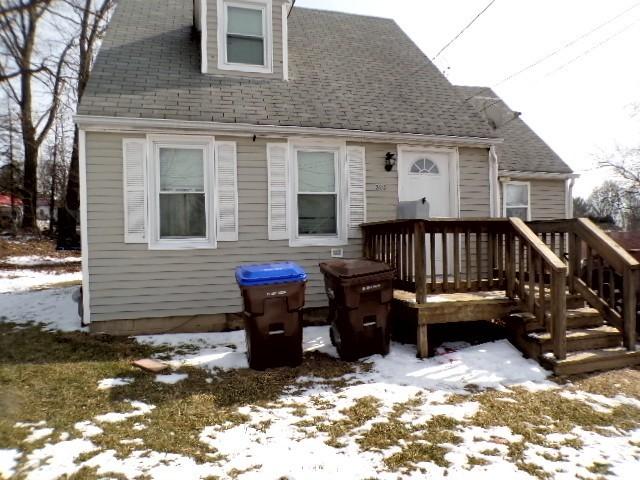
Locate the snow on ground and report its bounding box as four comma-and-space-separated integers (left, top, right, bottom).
94, 401, 156, 424
4, 255, 81, 266
0, 449, 20, 479
0, 269, 81, 293
97, 377, 134, 390
154, 373, 188, 384
0, 287, 83, 332
3, 287, 640, 479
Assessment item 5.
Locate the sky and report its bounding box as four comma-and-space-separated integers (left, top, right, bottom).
296, 0, 640, 198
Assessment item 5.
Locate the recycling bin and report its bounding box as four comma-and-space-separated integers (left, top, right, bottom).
235, 262, 307, 370
319, 259, 395, 361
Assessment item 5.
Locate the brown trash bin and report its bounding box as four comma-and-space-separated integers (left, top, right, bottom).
319, 259, 395, 361
236, 262, 307, 370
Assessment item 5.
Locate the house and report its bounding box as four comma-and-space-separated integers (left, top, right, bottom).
76, 0, 578, 336
0, 194, 22, 230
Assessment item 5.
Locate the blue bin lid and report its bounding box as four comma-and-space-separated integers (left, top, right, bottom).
235, 262, 307, 287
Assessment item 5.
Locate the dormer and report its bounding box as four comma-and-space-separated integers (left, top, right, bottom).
194, 0, 292, 80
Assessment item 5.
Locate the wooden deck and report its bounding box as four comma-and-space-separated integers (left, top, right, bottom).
362, 217, 640, 375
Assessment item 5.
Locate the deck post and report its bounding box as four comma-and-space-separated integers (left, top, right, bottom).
414, 221, 427, 304
622, 267, 638, 351
551, 268, 567, 360
417, 322, 429, 359
505, 231, 515, 299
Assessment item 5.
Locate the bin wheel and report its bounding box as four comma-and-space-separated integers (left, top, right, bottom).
332, 323, 358, 362
379, 328, 391, 356
245, 327, 266, 371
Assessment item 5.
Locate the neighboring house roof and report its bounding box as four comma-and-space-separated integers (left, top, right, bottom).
455, 86, 573, 174
0, 195, 22, 207
79, 0, 497, 140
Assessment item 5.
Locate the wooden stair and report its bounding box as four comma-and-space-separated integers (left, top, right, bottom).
506, 294, 640, 375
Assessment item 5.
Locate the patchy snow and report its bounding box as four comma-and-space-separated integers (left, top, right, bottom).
0, 269, 81, 293
4, 255, 81, 266
155, 373, 188, 384
24, 427, 54, 443
23, 439, 97, 480
560, 390, 640, 414
0, 287, 82, 332
0, 449, 20, 479
97, 377, 134, 390
94, 401, 156, 424
74, 421, 103, 439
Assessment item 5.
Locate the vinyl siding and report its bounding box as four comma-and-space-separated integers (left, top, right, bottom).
86, 134, 496, 322
206, 0, 285, 79
530, 179, 567, 220
499, 179, 567, 220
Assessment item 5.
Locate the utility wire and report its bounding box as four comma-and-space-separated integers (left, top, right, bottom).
463, 1, 640, 102
432, 0, 497, 60
545, 17, 640, 77
474, 14, 640, 116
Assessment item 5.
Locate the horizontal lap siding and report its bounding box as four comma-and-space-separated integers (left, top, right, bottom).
86, 133, 397, 322
530, 179, 567, 220
459, 147, 490, 217
86, 133, 494, 322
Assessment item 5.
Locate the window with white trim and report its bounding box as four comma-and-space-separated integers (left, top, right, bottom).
218, 0, 272, 73
148, 136, 216, 249
290, 142, 347, 246
503, 181, 530, 221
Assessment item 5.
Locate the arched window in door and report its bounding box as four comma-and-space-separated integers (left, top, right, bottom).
410, 158, 439, 175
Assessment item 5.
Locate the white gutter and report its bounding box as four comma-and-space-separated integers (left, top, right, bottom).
499, 170, 579, 180
74, 115, 503, 147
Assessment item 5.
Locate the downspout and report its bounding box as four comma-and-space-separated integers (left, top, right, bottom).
488, 146, 500, 217
565, 177, 575, 219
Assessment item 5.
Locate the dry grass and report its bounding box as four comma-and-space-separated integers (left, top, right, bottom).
0, 322, 361, 473
0, 237, 80, 273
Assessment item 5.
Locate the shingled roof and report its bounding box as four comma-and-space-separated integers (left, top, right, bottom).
455, 86, 573, 174
79, 0, 497, 140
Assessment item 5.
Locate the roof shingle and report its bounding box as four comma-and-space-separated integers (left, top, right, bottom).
79, 0, 496, 139
455, 85, 573, 174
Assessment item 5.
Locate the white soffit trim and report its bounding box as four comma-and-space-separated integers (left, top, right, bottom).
75, 115, 503, 147
79, 129, 91, 324
499, 170, 579, 180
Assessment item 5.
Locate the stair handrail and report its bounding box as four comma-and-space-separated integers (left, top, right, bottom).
572, 218, 639, 350
510, 218, 568, 360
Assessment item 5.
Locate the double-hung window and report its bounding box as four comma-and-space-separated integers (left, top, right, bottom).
291, 143, 347, 246
219, 0, 272, 73
503, 181, 531, 221
148, 136, 216, 249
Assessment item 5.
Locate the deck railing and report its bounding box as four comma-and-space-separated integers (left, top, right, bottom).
529, 218, 639, 350
361, 217, 639, 360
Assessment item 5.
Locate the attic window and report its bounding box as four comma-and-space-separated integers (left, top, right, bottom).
219, 0, 272, 74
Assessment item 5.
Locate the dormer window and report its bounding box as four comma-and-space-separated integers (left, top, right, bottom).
218, 0, 273, 74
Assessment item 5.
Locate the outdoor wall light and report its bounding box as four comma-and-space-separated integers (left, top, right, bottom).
384, 152, 396, 172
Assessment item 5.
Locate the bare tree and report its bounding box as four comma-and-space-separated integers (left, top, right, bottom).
588, 180, 626, 227
38, 113, 69, 233
57, 0, 114, 247
0, 0, 74, 231
599, 145, 640, 194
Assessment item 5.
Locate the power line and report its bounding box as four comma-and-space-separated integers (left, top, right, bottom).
545, 17, 640, 77
463, 1, 640, 102
432, 0, 497, 60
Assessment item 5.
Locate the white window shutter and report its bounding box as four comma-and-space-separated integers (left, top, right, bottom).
215, 141, 239, 241
347, 146, 366, 238
123, 139, 147, 243
267, 143, 289, 240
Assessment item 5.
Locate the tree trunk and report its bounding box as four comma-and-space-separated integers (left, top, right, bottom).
57, 125, 80, 247
21, 126, 38, 232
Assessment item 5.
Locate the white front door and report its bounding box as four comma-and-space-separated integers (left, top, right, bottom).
398, 148, 458, 277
